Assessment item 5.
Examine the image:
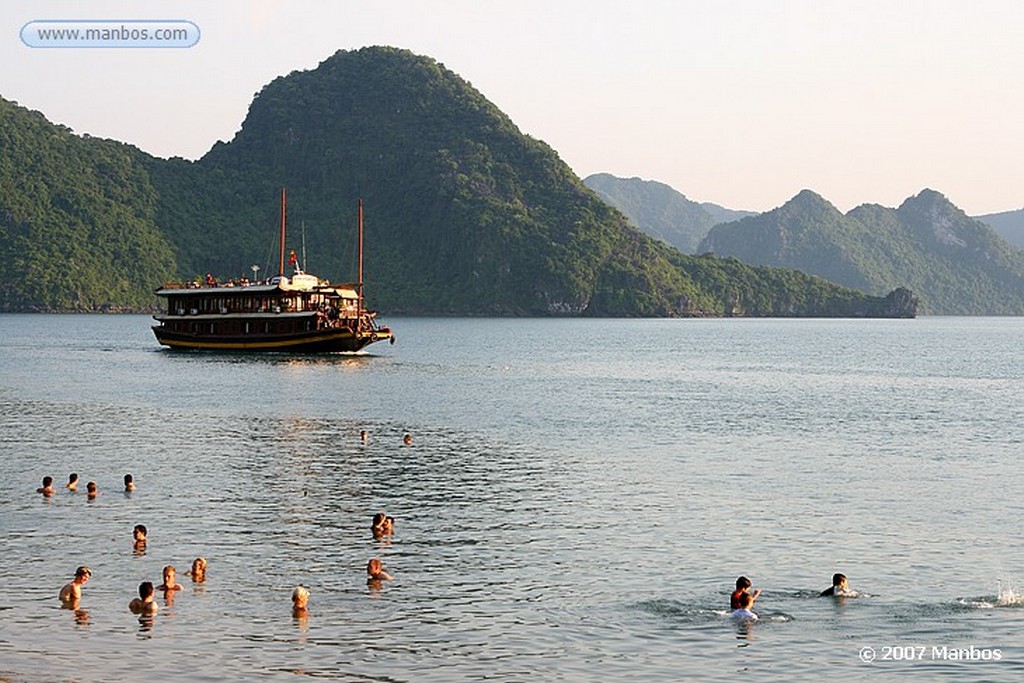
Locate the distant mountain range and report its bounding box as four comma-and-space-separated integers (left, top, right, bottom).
587, 173, 1024, 314
699, 189, 1024, 314
582, 173, 754, 253
0, 46, 914, 317
976, 208, 1024, 250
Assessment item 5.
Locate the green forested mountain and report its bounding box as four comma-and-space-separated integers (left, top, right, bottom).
976, 208, 1024, 251
699, 189, 1024, 314
0, 98, 176, 311
582, 173, 755, 253
0, 46, 914, 317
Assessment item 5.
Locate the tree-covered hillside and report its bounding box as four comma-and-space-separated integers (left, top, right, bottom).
0, 47, 916, 318
177, 46, 908, 316
699, 189, 1024, 314
190, 46, 698, 315
0, 98, 176, 311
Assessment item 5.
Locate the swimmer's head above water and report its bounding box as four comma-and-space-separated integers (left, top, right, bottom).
292, 584, 309, 612
820, 573, 849, 597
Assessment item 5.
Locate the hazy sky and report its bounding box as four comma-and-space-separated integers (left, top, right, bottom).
3, 0, 1022, 214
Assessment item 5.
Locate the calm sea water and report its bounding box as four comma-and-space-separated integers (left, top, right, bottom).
0, 314, 1022, 681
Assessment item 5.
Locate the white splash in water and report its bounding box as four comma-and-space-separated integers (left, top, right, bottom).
996, 582, 1023, 607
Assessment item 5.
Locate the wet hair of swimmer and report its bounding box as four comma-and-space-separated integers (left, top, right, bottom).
139, 581, 154, 599
736, 576, 752, 590
832, 573, 847, 586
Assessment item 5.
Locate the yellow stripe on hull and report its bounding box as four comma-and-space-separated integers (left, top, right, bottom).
154, 329, 391, 351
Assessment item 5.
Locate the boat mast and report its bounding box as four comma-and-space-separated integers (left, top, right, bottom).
278, 187, 287, 277
357, 199, 364, 327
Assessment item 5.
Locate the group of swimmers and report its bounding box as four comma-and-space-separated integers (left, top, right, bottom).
125, 560, 204, 617
57, 548, 207, 619
729, 573, 851, 621
48, 430, 411, 621
37, 472, 135, 499
44, 471, 207, 620
371, 512, 395, 538
292, 512, 396, 616
361, 430, 412, 447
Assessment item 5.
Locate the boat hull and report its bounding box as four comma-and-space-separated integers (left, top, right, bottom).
151, 325, 392, 352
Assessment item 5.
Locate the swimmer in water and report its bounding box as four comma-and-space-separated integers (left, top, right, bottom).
402, 433, 412, 446
360, 430, 369, 444
372, 512, 387, 538
66, 473, 79, 492
367, 557, 392, 583
124, 473, 135, 492
37, 476, 55, 496
59, 566, 91, 607
730, 591, 758, 621
730, 576, 761, 610
382, 516, 395, 536
292, 585, 309, 617
129, 581, 159, 616
86, 481, 98, 499
158, 565, 183, 592
133, 524, 148, 551
186, 557, 207, 582
820, 573, 849, 597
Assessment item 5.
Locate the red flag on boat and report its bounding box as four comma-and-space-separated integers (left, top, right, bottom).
288, 250, 298, 266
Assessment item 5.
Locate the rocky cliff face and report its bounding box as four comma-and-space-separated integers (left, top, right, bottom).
879, 287, 919, 318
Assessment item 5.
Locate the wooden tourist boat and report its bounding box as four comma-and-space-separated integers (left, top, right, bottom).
152, 193, 393, 352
